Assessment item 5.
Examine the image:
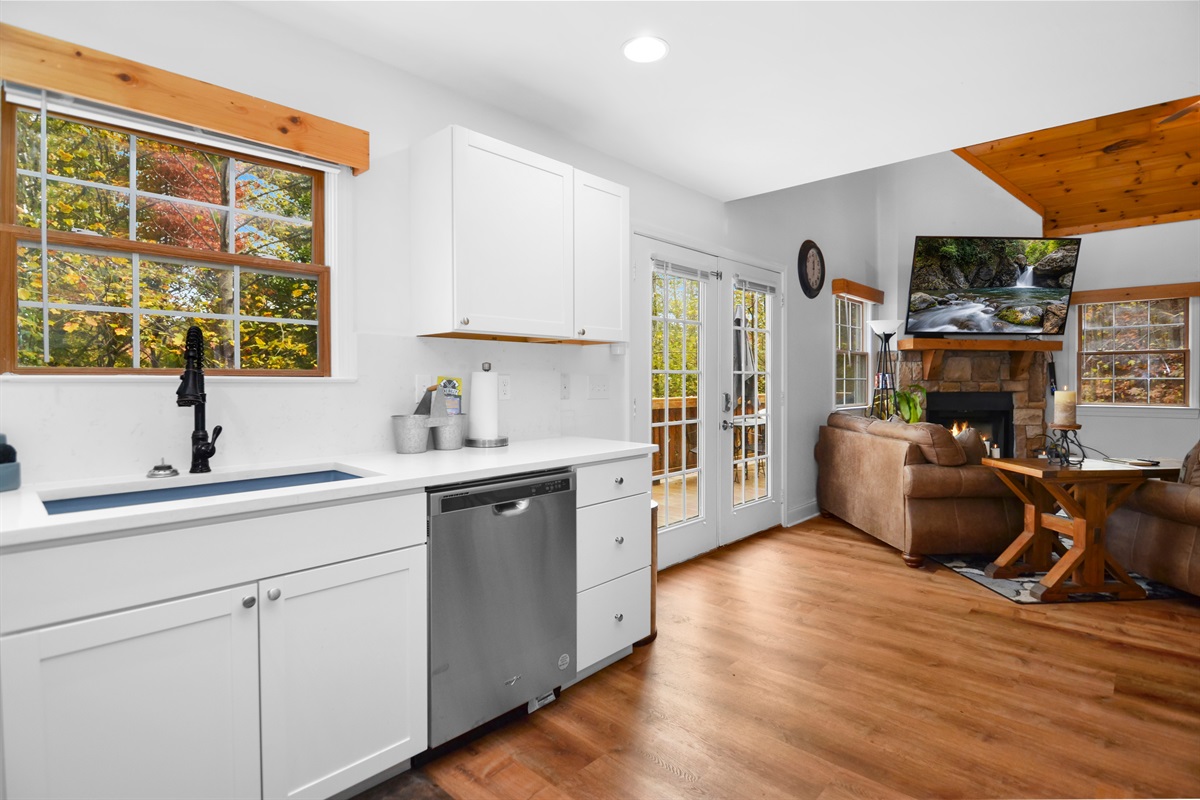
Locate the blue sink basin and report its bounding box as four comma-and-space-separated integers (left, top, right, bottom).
43, 470, 362, 515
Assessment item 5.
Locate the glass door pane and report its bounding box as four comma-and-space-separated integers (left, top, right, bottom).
731, 284, 770, 508
651, 272, 703, 529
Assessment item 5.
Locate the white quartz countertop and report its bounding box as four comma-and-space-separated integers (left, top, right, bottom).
0, 437, 656, 550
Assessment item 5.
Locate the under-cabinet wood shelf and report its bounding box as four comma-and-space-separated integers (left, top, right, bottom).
897, 338, 1062, 381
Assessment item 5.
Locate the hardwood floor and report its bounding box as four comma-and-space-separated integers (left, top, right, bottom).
368, 516, 1200, 799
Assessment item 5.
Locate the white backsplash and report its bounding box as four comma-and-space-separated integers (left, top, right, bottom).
0, 332, 628, 486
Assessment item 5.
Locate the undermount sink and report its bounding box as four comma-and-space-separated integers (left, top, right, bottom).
42, 470, 363, 516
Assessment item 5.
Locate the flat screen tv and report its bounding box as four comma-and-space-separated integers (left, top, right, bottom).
904, 236, 1082, 335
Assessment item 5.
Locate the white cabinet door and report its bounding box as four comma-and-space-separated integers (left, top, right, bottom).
453, 128, 574, 338
0, 587, 261, 800
573, 170, 630, 342
260, 546, 428, 800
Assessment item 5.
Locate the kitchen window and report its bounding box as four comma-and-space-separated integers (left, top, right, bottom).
1077, 296, 1189, 406
1, 99, 329, 374
834, 293, 868, 408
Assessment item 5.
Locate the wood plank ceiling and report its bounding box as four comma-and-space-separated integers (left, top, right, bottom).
955, 96, 1200, 237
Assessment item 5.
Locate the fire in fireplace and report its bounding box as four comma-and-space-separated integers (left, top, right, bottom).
926, 392, 1015, 458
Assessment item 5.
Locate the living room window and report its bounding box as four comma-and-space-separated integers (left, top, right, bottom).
1077, 296, 1189, 406
3, 99, 328, 374
834, 294, 868, 408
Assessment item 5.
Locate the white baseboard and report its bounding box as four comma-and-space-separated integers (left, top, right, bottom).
786, 499, 820, 527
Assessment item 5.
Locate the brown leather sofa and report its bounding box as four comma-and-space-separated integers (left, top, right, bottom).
815, 412, 1023, 567
1106, 440, 1200, 597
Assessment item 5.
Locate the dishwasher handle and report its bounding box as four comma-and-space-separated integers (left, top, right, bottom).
492, 498, 531, 517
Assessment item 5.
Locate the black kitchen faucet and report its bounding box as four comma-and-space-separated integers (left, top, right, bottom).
176, 326, 222, 473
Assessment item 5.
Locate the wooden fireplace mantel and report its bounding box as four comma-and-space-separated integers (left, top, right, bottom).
896, 339, 1062, 381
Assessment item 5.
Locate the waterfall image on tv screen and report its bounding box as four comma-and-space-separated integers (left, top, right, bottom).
905, 236, 1081, 335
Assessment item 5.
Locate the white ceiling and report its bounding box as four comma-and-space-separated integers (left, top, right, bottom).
251, 1, 1199, 202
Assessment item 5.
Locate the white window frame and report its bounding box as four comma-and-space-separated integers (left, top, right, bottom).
833, 293, 869, 409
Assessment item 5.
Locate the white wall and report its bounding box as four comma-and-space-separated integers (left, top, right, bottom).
724, 170, 880, 523
0, 1, 727, 484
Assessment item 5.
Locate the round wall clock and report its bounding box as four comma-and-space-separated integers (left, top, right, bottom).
798, 240, 825, 298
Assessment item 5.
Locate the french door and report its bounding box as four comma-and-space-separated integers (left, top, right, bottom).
632, 235, 782, 568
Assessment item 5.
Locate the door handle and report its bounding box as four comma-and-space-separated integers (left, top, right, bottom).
721, 420, 733, 431
493, 499, 531, 517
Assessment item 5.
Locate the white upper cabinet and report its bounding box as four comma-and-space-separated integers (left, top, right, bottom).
573, 170, 631, 342
411, 126, 630, 342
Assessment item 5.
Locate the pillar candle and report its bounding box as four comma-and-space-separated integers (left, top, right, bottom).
1054, 386, 1077, 426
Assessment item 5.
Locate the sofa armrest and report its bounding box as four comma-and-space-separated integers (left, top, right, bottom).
1125, 480, 1200, 527
903, 464, 1014, 499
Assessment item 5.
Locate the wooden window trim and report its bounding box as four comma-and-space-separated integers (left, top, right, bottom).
0, 23, 369, 174
1071, 282, 1200, 306
831, 278, 884, 305
1, 99, 330, 376
1076, 297, 1190, 407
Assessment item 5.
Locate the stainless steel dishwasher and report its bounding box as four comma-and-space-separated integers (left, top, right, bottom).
427, 470, 576, 748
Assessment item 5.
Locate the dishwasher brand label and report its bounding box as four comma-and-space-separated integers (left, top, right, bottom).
558, 653, 570, 671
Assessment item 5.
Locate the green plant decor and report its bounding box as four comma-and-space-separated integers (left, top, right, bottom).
872, 384, 927, 423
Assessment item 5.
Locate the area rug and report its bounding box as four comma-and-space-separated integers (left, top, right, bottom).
929, 550, 1184, 604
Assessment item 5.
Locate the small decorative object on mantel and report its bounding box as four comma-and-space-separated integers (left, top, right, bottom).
797, 239, 825, 298
1053, 385, 1077, 426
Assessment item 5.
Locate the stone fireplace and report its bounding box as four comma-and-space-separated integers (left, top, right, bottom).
896, 348, 1049, 458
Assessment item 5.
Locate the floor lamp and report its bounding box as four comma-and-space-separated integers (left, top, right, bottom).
868, 319, 903, 419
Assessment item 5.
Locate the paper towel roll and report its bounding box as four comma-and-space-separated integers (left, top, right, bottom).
468, 368, 499, 440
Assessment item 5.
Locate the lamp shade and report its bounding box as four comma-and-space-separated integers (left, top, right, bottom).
868, 319, 904, 337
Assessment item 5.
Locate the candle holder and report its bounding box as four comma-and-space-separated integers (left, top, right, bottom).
1046, 423, 1084, 467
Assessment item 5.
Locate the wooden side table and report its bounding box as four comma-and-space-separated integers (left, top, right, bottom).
981, 457, 1180, 601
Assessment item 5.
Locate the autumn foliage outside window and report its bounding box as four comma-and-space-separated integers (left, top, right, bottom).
834, 294, 867, 408
3, 102, 327, 374
1077, 298, 1188, 406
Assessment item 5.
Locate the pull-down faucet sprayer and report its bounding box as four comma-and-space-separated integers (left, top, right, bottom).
176, 326, 222, 473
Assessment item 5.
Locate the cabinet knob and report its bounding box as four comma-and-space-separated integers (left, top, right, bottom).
614, 476, 624, 486
461, 317, 470, 326
615, 536, 625, 544
614, 613, 624, 622
242, 596, 256, 609
267, 588, 282, 601
578, 328, 586, 336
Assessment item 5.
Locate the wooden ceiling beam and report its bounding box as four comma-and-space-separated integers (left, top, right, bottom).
1046, 209, 1200, 237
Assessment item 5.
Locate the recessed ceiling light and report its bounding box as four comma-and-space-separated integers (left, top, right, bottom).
623, 36, 670, 64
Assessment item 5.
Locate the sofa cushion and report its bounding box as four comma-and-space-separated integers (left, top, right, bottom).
826, 412, 874, 433
904, 464, 1013, 498
955, 428, 988, 466
867, 420, 967, 466
1182, 440, 1200, 487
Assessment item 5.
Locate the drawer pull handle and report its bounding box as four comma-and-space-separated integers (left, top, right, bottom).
242, 596, 256, 609
614, 613, 624, 622
461, 317, 470, 326
614, 477, 624, 486
615, 536, 625, 544
267, 588, 282, 601
578, 328, 586, 336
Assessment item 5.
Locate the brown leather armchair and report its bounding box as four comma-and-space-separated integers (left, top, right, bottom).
1106, 442, 1200, 597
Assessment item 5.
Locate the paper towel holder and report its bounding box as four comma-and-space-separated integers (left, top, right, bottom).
465, 361, 509, 448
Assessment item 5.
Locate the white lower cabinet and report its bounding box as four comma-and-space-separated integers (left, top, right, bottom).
0, 546, 427, 800
0, 586, 263, 800
574, 457, 651, 672
260, 547, 427, 800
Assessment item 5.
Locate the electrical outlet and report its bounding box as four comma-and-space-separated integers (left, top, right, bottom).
560, 373, 570, 400
498, 374, 512, 400
588, 375, 611, 399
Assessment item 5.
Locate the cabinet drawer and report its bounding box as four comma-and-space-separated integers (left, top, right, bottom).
577, 494, 650, 591
576, 567, 650, 671
575, 457, 650, 508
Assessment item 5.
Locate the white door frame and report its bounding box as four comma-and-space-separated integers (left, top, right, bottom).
631, 229, 788, 569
